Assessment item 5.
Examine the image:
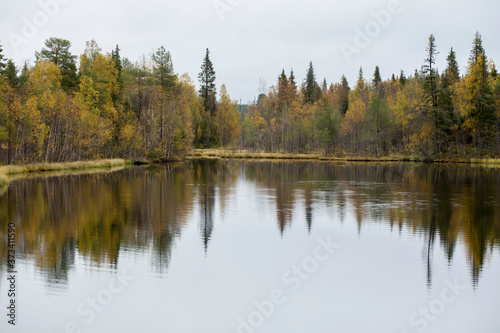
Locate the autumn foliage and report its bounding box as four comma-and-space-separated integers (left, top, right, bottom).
0, 33, 499, 164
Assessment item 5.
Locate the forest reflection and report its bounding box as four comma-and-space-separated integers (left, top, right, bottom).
0, 160, 499, 288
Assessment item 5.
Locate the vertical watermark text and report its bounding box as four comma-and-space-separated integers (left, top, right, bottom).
6, 222, 17, 326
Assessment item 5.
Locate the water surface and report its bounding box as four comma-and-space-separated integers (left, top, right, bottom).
1, 160, 499, 333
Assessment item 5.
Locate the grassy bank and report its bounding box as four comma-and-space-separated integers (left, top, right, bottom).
187, 149, 410, 162
0, 159, 133, 187
470, 158, 500, 165
186, 149, 500, 165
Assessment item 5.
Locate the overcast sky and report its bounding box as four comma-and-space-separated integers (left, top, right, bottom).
2, 0, 499, 103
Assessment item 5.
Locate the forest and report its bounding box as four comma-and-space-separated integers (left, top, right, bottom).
0, 32, 499, 164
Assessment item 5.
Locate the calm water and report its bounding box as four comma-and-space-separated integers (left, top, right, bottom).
1, 160, 500, 333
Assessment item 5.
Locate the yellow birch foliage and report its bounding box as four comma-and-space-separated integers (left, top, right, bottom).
215, 84, 241, 146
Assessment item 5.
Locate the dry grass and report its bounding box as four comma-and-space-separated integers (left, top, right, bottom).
470, 158, 500, 167
187, 149, 321, 160
0, 159, 132, 187
186, 149, 408, 162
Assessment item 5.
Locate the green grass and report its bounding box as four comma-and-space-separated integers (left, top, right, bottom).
0, 159, 133, 187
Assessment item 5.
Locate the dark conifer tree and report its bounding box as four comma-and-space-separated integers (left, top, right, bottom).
423, 34, 439, 108
289, 69, 296, 87
304, 62, 320, 104
198, 48, 217, 146
111, 45, 123, 103
0, 41, 6, 74
4, 60, 18, 88
399, 70, 407, 85
340, 75, 350, 116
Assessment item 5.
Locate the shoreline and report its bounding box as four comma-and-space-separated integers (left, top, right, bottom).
185, 149, 500, 165
2, 153, 499, 187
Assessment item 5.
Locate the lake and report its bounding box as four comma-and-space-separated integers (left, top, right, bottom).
1, 160, 499, 333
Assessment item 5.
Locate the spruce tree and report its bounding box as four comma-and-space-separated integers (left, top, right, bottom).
198, 48, 217, 146
357, 67, 366, 91
373, 66, 384, 98
437, 48, 460, 149
289, 69, 296, 87
304, 62, 320, 104
4, 60, 18, 87
322, 78, 328, 93
491, 64, 498, 79
423, 34, 439, 108
198, 48, 217, 116
466, 33, 496, 152
111, 45, 123, 103
373, 66, 382, 87
399, 70, 407, 85
340, 75, 350, 116
278, 69, 288, 106
279, 69, 287, 83
469, 32, 486, 66
18, 61, 29, 89
0, 42, 6, 74
445, 47, 460, 82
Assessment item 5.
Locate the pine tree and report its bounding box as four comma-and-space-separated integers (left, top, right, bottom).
36, 37, 78, 92
152, 46, 176, 90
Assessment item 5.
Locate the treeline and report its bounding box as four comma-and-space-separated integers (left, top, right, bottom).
0, 39, 240, 164
242, 33, 500, 158
0, 32, 499, 164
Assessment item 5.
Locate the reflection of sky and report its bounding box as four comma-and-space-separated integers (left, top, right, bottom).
1, 166, 500, 333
